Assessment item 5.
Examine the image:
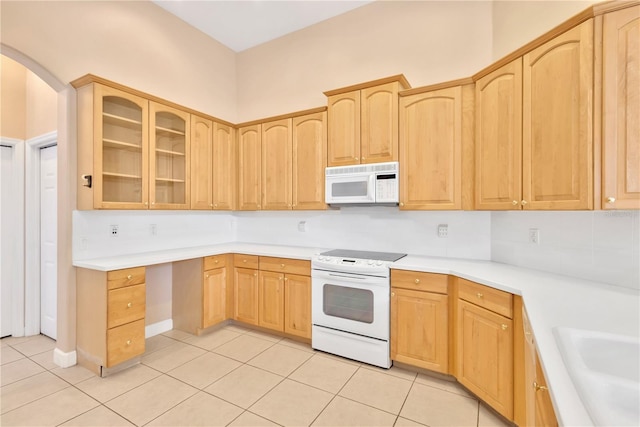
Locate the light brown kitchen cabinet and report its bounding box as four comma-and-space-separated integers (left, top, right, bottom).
203, 261, 227, 328
475, 59, 523, 210
259, 270, 286, 332
522, 20, 594, 210
600, 5, 640, 210
292, 111, 327, 210
212, 122, 236, 210
326, 76, 409, 166
76, 83, 150, 210
262, 118, 293, 210
284, 273, 312, 339
77, 267, 146, 376
390, 270, 449, 373
456, 278, 514, 420
237, 124, 262, 210
233, 254, 260, 325
399, 83, 474, 210
190, 115, 213, 210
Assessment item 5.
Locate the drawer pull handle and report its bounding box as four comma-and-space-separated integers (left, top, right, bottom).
127, 274, 132, 280
477, 292, 483, 298
414, 279, 420, 284
533, 382, 548, 392
126, 340, 132, 346
501, 324, 508, 331
127, 302, 132, 308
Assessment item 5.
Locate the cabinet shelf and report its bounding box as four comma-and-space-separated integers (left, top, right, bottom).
103, 139, 142, 151
155, 148, 185, 156
103, 112, 143, 127
155, 125, 185, 136
103, 172, 142, 180
156, 177, 186, 183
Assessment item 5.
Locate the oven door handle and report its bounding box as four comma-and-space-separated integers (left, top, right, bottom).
327, 273, 367, 280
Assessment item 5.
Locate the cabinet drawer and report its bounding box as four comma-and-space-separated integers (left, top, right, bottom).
107, 284, 146, 329
259, 256, 310, 276
107, 267, 145, 290
458, 278, 512, 319
234, 254, 259, 269
204, 255, 227, 270
106, 319, 145, 367
391, 270, 448, 294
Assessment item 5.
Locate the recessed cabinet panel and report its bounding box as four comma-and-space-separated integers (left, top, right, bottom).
361, 82, 399, 163
237, 125, 262, 210
292, 112, 327, 210
213, 122, 236, 210
259, 271, 285, 332
328, 92, 360, 166
284, 274, 311, 339
190, 115, 213, 210
203, 268, 226, 328
262, 119, 292, 210
234, 267, 259, 325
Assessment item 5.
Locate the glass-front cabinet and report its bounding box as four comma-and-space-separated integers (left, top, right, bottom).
150, 102, 190, 209
95, 85, 149, 209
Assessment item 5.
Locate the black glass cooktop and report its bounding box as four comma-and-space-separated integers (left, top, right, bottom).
320, 249, 407, 262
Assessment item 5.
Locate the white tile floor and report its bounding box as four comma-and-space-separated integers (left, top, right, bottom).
0, 326, 514, 427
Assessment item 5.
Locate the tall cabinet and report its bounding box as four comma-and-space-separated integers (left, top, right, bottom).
237, 125, 262, 210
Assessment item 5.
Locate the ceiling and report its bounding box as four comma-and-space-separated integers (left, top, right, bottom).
152, 0, 373, 52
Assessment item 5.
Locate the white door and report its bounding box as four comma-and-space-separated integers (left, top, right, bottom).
40, 145, 57, 339
0, 146, 13, 337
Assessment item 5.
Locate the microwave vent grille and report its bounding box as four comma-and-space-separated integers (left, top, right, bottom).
325, 161, 398, 176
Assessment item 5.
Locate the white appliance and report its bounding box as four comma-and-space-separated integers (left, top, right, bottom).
325, 161, 399, 205
311, 249, 406, 368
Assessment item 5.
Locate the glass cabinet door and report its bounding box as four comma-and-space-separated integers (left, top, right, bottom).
149, 102, 190, 209
95, 85, 149, 209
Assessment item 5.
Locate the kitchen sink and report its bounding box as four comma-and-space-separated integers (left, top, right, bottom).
554, 327, 640, 426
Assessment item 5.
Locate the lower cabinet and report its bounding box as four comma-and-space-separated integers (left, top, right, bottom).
390, 270, 449, 373
284, 274, 312, 339
233, 254, 260, 325
455, 278, 514, 420
258, 270, 285, 331
77, 267, 146, 376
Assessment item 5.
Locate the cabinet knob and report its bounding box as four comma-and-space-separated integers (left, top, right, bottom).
279, 275, 284, 280
521, 200, 528, 206
399, 202, 404, 207
126, 340, 132, 346
501, 324, 508, 331
127, 274, 132, 280
607, 197, 616, 203
214, 204, 218, 208
254, 273, 257, 277
512, 200, 518, 206
214, 259, 219, 264
127, 302, 132, 308
533, 381, 548, 392
361, 156, 366, 160
151, 201, 155, 205
288, 204, 291, 208
210, 203, 213, 207
243, 259, 247, 263
257, 204, 261, 209
391, 292, 395, 297
414, 279, 420, 284
284, 277, 288, 282
477, 292, 483, 298
354, 157, 359, 161
144, 202, 148, 206
280, 263, 285, 268
205, 274, 209, 278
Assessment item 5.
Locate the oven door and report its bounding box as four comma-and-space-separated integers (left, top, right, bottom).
312, 269, 389, 340
325, 173, 375, 204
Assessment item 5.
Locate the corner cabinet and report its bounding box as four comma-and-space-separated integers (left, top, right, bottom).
76, 81, 191, 210
326, 76, 409, 166
399, 83, 474, 210
600, 5, 640, 210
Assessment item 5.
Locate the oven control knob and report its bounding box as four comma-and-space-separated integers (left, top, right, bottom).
376, 261, 383, 266
367, 260, 374, 265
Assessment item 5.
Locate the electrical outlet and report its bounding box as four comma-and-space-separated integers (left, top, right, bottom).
529, 228, 540, 244
297, 221, 306, 232
437, 224, 448, 238
110, 225, 119, 237
150, 224, 157, 236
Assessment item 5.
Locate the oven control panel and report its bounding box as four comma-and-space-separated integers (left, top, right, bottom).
312, 255, 391, 277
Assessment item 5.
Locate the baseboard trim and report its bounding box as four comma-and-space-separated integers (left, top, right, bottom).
53, 348, 77, 368
145, 319, 173, 338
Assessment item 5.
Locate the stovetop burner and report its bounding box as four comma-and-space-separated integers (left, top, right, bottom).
319, 249, 407, 262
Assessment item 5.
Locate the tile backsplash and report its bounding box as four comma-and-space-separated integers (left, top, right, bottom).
491, 210, 640, 290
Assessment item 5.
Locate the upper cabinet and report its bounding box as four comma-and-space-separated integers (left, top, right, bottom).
190, 115, 213, 210
237, 124, 262, 211
212, 122, 236, 210
399, 82, 474, 210
325, 75, 410, 167
150, 102, 190, 209
475, 59, 523, 210
600, 5, 640, 210
292, 111, 327, 210
262, 119, 293, 210
522, 20, 594, 210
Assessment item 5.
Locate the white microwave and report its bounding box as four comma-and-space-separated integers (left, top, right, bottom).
325, 161, 399, 205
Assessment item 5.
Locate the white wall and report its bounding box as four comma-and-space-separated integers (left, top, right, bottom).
492, 211, 640, 290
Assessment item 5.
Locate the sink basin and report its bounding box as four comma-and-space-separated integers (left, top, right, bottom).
554, 327, 640, 426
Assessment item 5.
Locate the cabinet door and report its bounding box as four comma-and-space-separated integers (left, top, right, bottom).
149, 102, 190, 209
212, 122, 236, 210
190, 115, 213, 210
457, 300, 513, 419
203, 267, 226, 328
237, 125, 262, 210
361, 82, 399, 164
258, 271, 285, 332
234, 267, 258, 325
523, 307, 537, 427
93, 84, 149, 209
391, 288, 448, 373
534, 353, 558, 427
292, 112, 327, 210
523, 20, 593, 210
284, 274, 311, 339
475, 59, 523, 210
328, 91, 360, 166
399, 87, 462, 210
262, 119, 292, 210
602, 6, 640, 210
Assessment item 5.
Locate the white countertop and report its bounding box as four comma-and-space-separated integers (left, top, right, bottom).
73, 243, 640, 427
